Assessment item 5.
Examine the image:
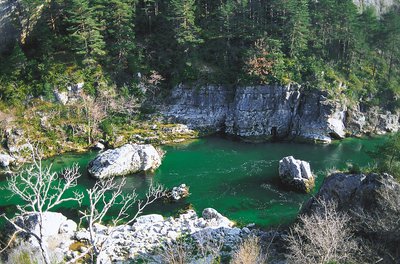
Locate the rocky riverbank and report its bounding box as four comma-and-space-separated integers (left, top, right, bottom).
162, 84, 400, 143
6, 208, 267, 264
5, 171, 399, 263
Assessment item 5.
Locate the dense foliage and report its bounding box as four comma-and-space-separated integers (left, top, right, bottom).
0, 0, 399, 108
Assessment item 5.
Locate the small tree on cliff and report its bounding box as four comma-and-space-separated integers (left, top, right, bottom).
1, 148, 83, 264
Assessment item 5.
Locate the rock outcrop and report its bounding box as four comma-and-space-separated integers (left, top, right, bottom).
88, 143, 162, 179
162, 84, 399, 143
303, 172, 400, 212
5, 128, 32, 154
279, 156, 315, 193
71, 208, 250, 263
12, 212, 77, 261
163, 85, 234, 132
0, 153, 15, 167
302, 172, 400, 262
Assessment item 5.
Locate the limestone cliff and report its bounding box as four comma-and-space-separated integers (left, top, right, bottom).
162, 85, 399, 143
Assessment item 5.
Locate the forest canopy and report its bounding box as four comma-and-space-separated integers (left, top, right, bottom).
0, 0, 399, 108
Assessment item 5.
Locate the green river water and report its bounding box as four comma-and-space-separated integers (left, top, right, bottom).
0, 136, 386, 228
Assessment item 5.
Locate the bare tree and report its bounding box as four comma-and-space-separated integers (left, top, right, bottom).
75, 178, 165, 264
1, 149, 83, 264
285, 199, 359, 264
81, 93, 107, 145
159, 232, 224, 264
159, 236, 194, 264
231, 236, 268, 264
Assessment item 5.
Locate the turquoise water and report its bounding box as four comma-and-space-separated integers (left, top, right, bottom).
0, 136, 385, 228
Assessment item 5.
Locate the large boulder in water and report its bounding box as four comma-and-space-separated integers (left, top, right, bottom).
279, 156, 315, 193
88, 143, 162, 179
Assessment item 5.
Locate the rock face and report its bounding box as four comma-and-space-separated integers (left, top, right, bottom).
162, 84, 399, 143
88, 143, 162, 179
0, 153, 15, 167
279, 156, 315, 193
13, 212, 77, 255
163, 84, 234, 132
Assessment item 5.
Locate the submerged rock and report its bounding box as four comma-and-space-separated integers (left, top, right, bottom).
168, 184, 190, 201
0, 153, 15, 167
279, 156, 315, 193
88, 143, 162, 179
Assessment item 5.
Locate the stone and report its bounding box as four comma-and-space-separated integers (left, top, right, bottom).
303, 172, 400, 212
92, 142, 105, 150
59, 219, 78, 235
279, 156, 315, 193
54, 90, 69, 105
302, 172, 400, 252
88, 143, 162, 179
202, 208, 234, 227
5, 128, 31, 154
168, 184, 190, 201
0, 153, 15, 167
15, 212, 68, 238
75, 230, 90, 241
162, 84, 234, 131
135, 214, 164, 225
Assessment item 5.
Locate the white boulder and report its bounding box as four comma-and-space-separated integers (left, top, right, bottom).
279, 156, 315, 193
0, 153, 15, 167
88, 144, 162, 179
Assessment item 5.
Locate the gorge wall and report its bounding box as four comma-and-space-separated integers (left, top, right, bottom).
162, 85, 400, 143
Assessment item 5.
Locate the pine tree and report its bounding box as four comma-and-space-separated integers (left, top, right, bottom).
102, 0, 137, 74
169, 0, 203, 48
66, 0, 106, 66
287, 0, 310, 58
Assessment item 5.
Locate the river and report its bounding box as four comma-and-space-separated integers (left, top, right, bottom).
0, 136, 386, 228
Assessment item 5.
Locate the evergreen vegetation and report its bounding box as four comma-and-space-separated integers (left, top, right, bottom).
0, 0, 399, 109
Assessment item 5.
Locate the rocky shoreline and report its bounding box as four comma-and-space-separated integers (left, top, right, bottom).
9, 208, 266, 264
4, 171, 399, 263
